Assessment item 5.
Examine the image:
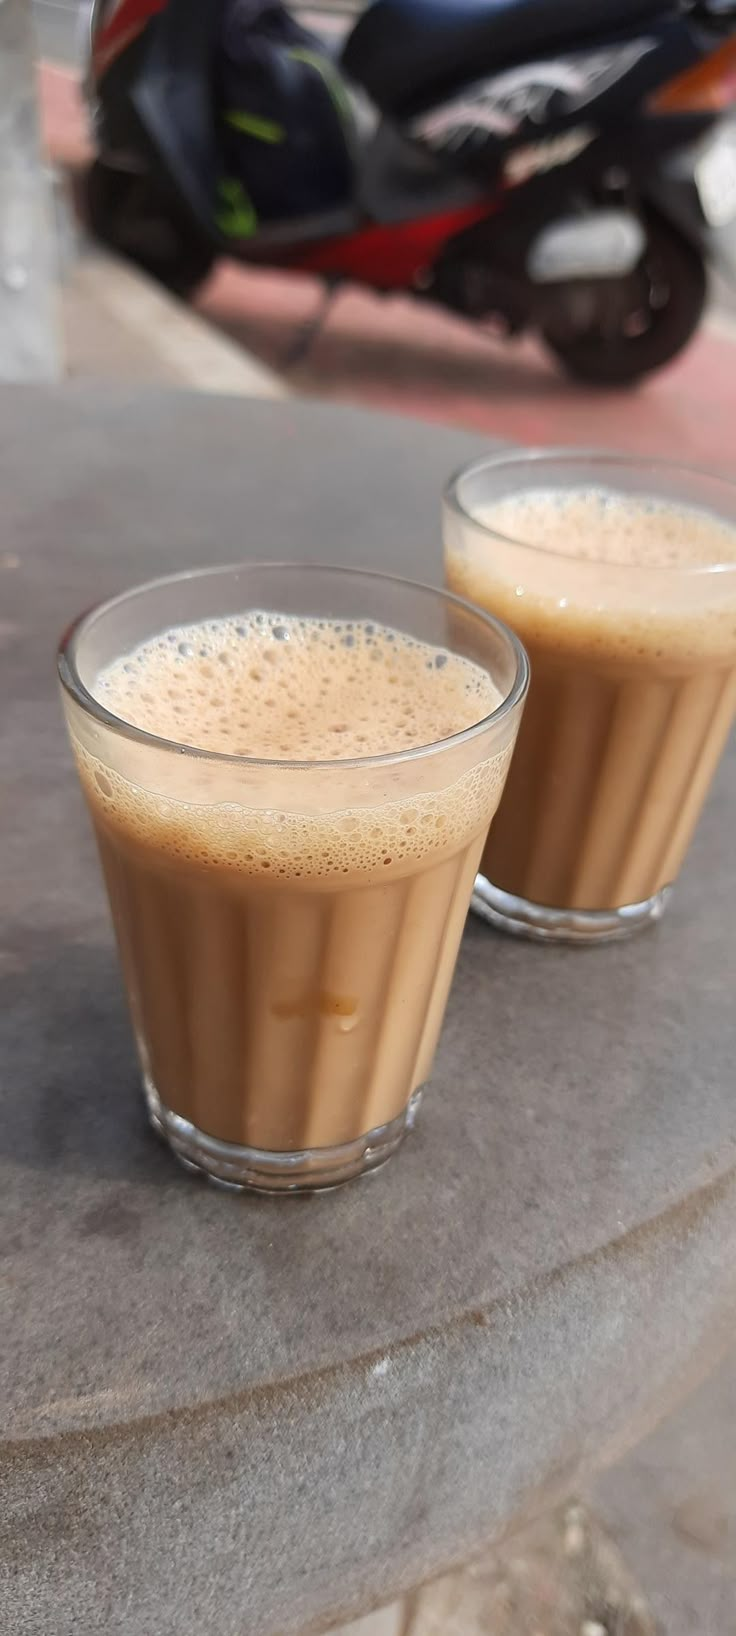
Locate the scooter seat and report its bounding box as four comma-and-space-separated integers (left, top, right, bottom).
342, 0, 667, 115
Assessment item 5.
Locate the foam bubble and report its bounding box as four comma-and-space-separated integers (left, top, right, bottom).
95, 612, 497, 760
78, 613, 511, 882
449, 488, 736, 666
475, 488, 736, 569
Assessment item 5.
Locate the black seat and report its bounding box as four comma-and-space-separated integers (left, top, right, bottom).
342, 0, 667, 115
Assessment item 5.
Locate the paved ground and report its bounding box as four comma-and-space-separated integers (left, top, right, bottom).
593, 1353, 736, 1636
61, 244, 285, 394
329, 1356, 736, 1636
333, 1503, 660, 1636
199, 265, 736, 464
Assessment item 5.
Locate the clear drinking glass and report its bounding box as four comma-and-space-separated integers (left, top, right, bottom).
59, 564, 528, 1192
444, 451, 736, 944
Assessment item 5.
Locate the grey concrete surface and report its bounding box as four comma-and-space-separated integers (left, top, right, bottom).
2, 387, 736, 1636
593, 1352, 736, 1636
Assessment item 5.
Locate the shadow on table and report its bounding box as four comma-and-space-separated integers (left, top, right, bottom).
0, 926, 170, 1185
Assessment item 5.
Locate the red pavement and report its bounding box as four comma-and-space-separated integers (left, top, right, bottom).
201, 265, 736, 462
41, 61, 735, 464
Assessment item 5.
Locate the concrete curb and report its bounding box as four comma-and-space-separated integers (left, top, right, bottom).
65, 247, 289, 398
48, 149, 288, 398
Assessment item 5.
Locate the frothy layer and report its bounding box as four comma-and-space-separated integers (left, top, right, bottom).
447, 488, 736, 665
96, 612, 498, 759
477, 489, 736, 568
79, 613, 512, 883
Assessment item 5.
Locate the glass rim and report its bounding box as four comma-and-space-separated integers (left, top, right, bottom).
58, 561, 530, 772
444, 447, 736, 577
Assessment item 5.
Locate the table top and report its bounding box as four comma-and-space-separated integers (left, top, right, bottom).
3, 385, 736, 1636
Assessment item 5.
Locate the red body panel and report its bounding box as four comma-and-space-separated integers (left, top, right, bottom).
93, 0, 166, 78
281, 202, 498, 289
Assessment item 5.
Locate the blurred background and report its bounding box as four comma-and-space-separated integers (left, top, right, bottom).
13, 0, 736, 462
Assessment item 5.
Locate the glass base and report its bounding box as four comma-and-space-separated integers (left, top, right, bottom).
144, 1079, 423, 1194
471, 874, 672, 945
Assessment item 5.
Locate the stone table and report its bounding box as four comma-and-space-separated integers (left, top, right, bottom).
2, 384, 736, 1636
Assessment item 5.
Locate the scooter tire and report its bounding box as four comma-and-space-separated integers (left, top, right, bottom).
543, 218, 707, 388
79, 159, 216, 301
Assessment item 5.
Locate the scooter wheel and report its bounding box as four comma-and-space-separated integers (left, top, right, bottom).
78, 159, 216, 300
543, 216, 707, 388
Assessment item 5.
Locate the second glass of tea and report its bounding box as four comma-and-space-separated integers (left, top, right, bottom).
445, 451, 736, 944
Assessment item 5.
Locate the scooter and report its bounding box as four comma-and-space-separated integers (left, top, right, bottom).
82, 0, 736, 384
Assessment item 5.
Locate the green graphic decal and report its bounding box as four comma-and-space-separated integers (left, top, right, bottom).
224, 109, 285, 145
289, 46, 353, 133
216, 177, 258, 238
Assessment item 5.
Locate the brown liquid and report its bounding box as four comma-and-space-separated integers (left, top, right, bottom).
446, 490, 736, 911
77, 614, 510, 1150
